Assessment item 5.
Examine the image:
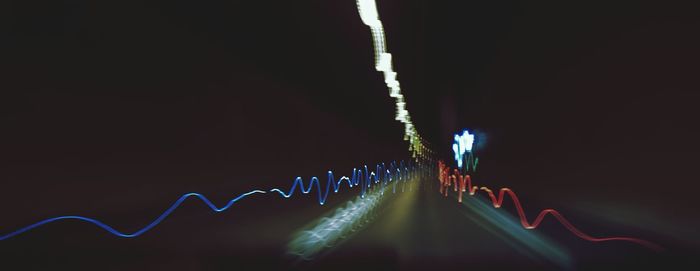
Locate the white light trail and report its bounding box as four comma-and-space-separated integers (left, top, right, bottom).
356, 0, 429, 158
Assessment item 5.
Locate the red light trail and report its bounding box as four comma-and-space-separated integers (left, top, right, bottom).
437, 160, 662, 251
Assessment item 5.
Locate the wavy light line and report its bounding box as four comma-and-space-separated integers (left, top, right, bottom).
271, 161, 414, 205
0, 190, 267, 240
0, 161, 415, 241
437, 160, 662, 251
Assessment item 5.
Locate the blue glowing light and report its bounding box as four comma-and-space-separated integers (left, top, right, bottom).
452, 129, 475, 168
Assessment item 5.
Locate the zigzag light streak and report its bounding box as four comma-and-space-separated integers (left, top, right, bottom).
0, 161, 415, 240
356, 0, 428, 158
437, 160, 662, 251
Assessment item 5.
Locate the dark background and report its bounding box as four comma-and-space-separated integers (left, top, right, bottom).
1, 0, 699, 270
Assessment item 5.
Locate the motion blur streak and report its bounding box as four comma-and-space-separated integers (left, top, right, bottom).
0, 161, 415, 240
288, 167, 423, 260
456, 195, 572, 269
356, 0, 428, 158
288, 185, 389, 260
438, 160, 662, 251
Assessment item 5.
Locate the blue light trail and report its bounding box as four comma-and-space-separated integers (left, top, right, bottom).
0, 161, 415, 241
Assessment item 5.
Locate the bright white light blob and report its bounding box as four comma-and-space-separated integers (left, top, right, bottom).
452, 130, 475, 168
357, 0, 380, 27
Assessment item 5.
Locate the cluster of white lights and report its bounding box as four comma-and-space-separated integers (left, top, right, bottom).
452, 129, 475, 168
356, 0, 428, 158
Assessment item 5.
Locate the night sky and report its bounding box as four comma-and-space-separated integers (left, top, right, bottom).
2, 0, 699, 270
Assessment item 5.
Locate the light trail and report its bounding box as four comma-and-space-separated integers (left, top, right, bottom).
287, 185, 390, 260
0, 191, 267, 240
438, 160, 663, 251
0, 161, 415, 240
356, 0, 429, 158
